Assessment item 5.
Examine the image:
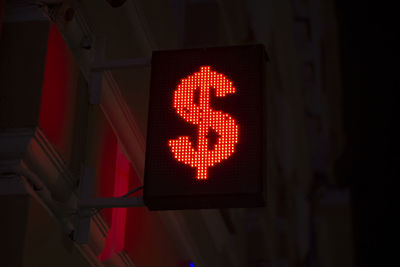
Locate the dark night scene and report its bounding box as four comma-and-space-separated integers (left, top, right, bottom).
0, 0, 396, 266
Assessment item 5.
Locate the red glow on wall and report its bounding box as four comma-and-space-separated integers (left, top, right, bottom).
168, 66, 239, 180
39, 23, 77, 160
99, 144, 130, 261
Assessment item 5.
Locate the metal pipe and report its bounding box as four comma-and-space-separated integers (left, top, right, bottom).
79, 196, 144, 209
91, 57, 151, 71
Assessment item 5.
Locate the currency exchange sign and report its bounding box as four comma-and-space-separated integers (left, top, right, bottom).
144, 45, 267, 210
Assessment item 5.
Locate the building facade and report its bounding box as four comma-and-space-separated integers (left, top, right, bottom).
1, 0, 353, 266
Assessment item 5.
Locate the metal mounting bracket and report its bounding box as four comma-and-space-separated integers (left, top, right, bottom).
75, 36, 150, 244
74, 167, 145, 244
88, 36, 151, 104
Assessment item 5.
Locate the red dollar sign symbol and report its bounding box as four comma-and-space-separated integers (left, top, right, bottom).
169, 66, 239, 180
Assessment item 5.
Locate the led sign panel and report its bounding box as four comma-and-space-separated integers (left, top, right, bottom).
144, 45, 267, 210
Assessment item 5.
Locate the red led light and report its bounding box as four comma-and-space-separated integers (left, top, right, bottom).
168, 66, 239, 180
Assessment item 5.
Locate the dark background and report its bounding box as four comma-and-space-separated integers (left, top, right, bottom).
336, 0, 398, 265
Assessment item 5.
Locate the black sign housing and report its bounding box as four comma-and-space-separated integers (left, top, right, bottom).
144, 44, 267, 210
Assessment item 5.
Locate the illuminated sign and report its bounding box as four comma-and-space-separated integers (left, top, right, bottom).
144, 45, 267, 210
169, 66, 239, 180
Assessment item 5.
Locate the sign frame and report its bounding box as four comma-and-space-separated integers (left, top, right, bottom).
144, 44, 268, 210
